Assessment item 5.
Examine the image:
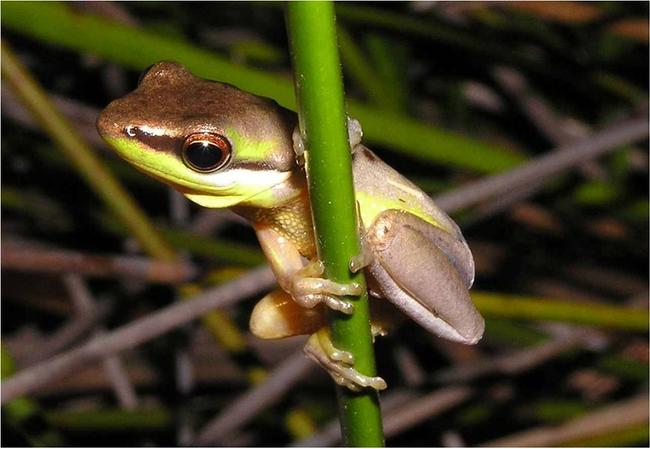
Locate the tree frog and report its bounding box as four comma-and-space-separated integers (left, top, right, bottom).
97, 62, 484, 391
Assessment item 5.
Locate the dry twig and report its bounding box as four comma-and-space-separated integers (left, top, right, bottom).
194, 350, 315, 445
482, 394, 649, 446
435, 115, 648, 212
2, 244, 197, 283
1, 266, 275, 404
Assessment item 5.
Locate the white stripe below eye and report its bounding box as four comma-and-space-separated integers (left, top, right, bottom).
202, 168, 291, 190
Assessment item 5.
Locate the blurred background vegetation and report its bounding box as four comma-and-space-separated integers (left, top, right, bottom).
1, 1, 648, 446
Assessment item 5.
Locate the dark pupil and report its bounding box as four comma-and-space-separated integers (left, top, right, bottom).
185, 141, 224, 171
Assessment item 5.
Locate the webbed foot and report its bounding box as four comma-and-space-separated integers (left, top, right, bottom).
347, 117, 363, 151
304, 328, 387, 392
291, 261, 361, 314
292, 117, 364, 166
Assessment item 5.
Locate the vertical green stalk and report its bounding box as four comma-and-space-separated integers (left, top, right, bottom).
286, 2, 384, 446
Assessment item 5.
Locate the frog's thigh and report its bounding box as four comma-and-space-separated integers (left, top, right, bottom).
367, 210, 484, 344
250, 289, 326, 339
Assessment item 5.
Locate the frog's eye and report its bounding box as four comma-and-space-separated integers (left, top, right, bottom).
181, 133, 232, 173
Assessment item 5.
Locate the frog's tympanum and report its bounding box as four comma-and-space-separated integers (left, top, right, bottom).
97, 62, 484, 391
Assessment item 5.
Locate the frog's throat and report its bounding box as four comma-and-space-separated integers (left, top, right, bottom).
181, 169, 303, 209
183, 191, 247, 208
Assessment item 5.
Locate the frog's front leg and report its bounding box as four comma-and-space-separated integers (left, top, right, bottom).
254, 225, 361, 314
250, 223, 386, 391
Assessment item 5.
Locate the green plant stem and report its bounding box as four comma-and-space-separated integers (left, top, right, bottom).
473, 292, 648, 331
0, 1, 524, 173
286, 2, 384, 446
0, 41, 176, 262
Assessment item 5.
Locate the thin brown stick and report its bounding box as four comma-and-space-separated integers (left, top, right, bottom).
99, 333, 139, 410
1, 86, 107, 149
0, 266, 276, 404
482, 394, 649, 446
22, 275, 104, 365
67, 276, 139, 409
2, 244, 197, 283
21, 310, 105, 366
564, 264, 649, 297
294, 387, 471, 446
194, 349, 315, 445
382, 387, 473, 440
472, 66, 602, 221
493, 66, 594, 147
434, 115, 648, 213
434, 329, 593, 383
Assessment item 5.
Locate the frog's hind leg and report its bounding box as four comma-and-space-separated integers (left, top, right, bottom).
250, 291, 388, 391
252, 224, 384, 390
250, 289, 326, 339
365, 210, 484, 344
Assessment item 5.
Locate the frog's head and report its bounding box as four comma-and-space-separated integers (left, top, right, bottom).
97, 61, 299, 208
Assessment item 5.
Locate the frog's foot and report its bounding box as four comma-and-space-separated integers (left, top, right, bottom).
370, 322, 389, 342
347, 117, 363, 151
292, 261, 361, 314
291, 126, 306, 166
349, 244, 373, 273
304, 328, 387, 392
291, 117, 363, 165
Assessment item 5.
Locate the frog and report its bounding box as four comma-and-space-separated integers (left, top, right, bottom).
97, 61, 484, 391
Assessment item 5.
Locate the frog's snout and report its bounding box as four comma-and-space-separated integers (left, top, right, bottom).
96, 100, 123, 141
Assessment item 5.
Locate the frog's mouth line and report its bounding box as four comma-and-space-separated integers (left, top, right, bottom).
133, 160, 233, 193
127, 156, 291, 206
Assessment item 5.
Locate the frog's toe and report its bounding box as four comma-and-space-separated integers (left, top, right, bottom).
291, 261, 360, 314
323, 295, 355, 315
299, 278, 362, 296
291, 125, 306, 161
347, 117, 363, 150
349, 245, 374, 273
298, 293, 354, 315
304, 329, 387, 392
